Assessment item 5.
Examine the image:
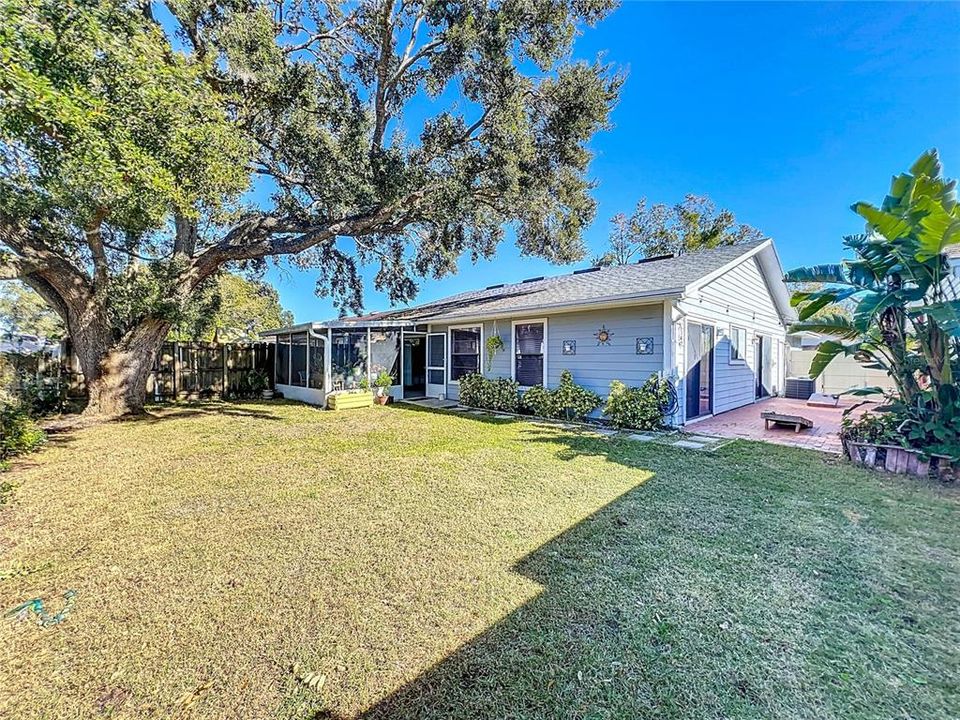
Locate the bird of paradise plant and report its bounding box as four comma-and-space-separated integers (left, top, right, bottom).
786, 149, 959, 426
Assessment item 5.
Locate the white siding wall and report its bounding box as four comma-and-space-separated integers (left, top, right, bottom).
677, 257, 788, 419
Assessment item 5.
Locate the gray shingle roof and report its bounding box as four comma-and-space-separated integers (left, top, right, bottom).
352, 241, 768, 323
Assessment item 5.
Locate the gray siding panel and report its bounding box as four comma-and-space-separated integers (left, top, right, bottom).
431, 304, 665, 401
546, 306, 663, 397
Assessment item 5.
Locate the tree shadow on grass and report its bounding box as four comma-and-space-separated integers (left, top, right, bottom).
352, 414, 875, 719
354, 471, 756, 720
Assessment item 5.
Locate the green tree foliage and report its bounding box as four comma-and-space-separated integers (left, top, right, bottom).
0, 281, 65, 338
787, 149, 960, 420
0, 0, 620, 415
591, 194, 766, 266
169, 273, 294, 342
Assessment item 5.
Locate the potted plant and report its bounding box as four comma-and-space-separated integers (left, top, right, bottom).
485, 335, 505, 371
373, 370, 393, 404
247, 369, 273, 399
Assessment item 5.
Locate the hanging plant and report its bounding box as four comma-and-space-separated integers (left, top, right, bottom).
485, 335, 505, 371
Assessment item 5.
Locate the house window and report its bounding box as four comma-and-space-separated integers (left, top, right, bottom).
730, 326, 748, 363
276, 334, 290, 385
450, 327, 481, 381
514, 321, 545, 386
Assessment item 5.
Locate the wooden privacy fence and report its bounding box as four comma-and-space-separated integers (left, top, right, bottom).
62, 341, 274, 401
148, 342, 274, 401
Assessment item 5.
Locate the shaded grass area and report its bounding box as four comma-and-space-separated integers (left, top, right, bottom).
0, 401, 957, 719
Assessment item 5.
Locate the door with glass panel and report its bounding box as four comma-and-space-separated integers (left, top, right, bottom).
685, 322, 714, 420
426, 333, 446, 398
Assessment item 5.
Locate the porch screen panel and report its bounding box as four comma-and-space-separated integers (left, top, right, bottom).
290, 332, 308, 386
308, 335, 325, 389
275, 335, 290, 385
514, 322, 544, 386
331, 330, 368, 389
369, 330, 400, 384
450, 327, 480, 380
427, 334, 445, 385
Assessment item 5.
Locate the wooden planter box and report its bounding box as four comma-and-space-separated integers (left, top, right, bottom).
327, 391, 374, 411
844, 440, 957, 481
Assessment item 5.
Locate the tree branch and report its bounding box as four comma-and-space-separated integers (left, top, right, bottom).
85, 207, 109, 289
0, 253, 47, 279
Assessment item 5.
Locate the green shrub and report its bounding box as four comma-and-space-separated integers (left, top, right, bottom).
17, 377, 65, 416
458, 373, 521, 412
839, 412, 900, 446
603, 375, 670, 430
0, 402, 45, 469
521, 370, 601, 421
841, 386, 960, 461
520, 384, 557, 418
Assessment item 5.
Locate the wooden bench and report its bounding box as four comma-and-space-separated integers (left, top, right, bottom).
761, 411, 814, 433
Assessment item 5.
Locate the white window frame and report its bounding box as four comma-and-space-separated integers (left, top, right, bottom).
729, 325, 748, 364
447, 324, 483, 384
511, 318, 548, 388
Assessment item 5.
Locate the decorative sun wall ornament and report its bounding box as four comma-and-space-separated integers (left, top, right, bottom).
594, 325, 614, 346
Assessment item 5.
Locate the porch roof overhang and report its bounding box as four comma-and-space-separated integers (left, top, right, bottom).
260, 319, 425, 338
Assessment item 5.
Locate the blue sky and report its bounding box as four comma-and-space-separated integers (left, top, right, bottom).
266, 1, 960, 322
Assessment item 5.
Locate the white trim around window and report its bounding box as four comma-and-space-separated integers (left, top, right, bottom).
511, 318, 548, 387
729, 325, 748, 364
447, 323, 483, 384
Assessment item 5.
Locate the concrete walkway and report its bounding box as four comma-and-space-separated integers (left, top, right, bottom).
688, 397, 869, 454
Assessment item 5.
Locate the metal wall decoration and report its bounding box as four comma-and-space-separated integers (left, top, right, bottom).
594, 324, 614, 346
636, 337, 654, 355
562, 340, 577, 356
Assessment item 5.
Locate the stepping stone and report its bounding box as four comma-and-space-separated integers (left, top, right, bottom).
628, 433, 656, 442
688, 435, 719, 443
492, 414, 512, 419
673, 439, 706, 449
467, 410, 487, 415
591, 428, 618, 437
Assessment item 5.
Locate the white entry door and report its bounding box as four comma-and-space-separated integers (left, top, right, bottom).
426, 332, 446, 398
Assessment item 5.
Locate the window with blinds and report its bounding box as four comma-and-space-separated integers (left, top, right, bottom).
450, 327, 480, 380
514, 322, 544, 386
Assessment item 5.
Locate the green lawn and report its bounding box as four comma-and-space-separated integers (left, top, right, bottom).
1, 401, 958, 719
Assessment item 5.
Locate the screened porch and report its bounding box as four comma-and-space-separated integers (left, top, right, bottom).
263, 322, 448, 406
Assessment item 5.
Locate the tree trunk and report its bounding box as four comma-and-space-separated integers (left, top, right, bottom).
75, 318, 171, 418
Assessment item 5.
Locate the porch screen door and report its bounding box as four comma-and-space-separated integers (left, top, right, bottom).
426, 333, 446, 398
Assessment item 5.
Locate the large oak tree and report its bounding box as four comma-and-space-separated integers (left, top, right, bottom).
0, 0, 620, 416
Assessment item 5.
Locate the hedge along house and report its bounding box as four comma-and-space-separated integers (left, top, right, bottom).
261, 240, 795, 426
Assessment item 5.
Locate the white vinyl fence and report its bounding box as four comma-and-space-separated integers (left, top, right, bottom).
787, 348, 896, 396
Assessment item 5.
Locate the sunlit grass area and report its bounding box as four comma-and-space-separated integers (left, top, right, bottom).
1, 401, 957, 719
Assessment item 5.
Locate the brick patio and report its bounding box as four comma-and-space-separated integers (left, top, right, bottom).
688, 397, 871, 454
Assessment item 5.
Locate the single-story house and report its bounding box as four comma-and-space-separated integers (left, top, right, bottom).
262, 239, 796, 426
